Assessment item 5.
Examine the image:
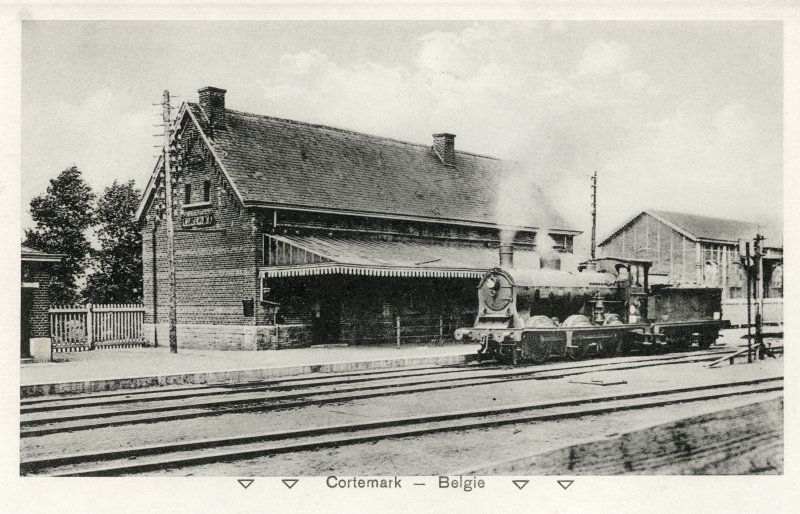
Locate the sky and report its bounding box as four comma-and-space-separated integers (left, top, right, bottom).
21, 20, 783, 253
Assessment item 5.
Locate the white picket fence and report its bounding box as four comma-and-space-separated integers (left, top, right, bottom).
50, 303, 146, 352
722, 298, 783, 327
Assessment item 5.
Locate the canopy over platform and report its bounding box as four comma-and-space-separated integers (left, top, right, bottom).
259, 235, 581, 279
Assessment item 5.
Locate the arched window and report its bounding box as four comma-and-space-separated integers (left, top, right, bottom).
728, 262, 743, 287
768, 264, 783, 298
703, 260, 719, 286
727, 261, 744, 298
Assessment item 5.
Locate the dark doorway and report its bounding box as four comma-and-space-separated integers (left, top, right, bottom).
21, 287, 34, 358
312, 294, 341, 345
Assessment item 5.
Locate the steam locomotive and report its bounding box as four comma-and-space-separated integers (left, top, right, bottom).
454, 245, 728, 364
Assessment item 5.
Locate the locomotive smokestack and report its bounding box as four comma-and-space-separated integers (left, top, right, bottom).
499, 244, 514, 268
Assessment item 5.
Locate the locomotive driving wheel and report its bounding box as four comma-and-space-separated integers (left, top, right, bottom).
528, 335, 551, 363
562, 315, 592, 360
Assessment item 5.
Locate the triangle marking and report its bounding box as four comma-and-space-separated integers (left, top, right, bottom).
512, 479, 529, 490
237, 479, 254, 489
557, 480, 574, 490
282, 478, 299, 489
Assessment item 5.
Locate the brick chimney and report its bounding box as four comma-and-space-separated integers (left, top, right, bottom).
432, 133, 456, 166
198, 86, 227, 129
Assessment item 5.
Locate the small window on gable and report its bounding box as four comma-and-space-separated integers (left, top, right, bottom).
184, 184, 192, 204
203, 180, 211, 202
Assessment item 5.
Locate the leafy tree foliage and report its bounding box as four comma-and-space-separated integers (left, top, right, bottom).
84, 180, 143, 304
24, 166, 95, 304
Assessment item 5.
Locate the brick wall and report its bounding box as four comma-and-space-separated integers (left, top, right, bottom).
142, 121, 259, 348
22, 261, 54, 338
140, 115, 572, 351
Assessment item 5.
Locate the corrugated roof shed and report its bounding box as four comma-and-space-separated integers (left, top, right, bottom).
264, 234, 583, 271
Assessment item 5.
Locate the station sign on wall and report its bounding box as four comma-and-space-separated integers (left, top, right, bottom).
182, 212, 215, 228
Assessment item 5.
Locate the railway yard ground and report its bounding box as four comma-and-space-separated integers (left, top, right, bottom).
19, 328, 783, 477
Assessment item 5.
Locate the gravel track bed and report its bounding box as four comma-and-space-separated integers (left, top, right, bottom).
126, 391, 784, 476
20, 350, 738, 422
21, 358, 782, 461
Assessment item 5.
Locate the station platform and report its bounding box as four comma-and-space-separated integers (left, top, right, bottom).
19, 327, 776, 398
20, 342, 480, 397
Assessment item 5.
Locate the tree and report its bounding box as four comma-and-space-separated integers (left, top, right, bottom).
24, 166, 95, 304
84, 180, 143, 304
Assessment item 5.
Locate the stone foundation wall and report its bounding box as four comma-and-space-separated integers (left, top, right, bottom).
144, 323, 312, 351
256, 324, 312, 350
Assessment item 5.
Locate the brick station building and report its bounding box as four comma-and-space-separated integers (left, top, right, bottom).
136, 86, 579, 350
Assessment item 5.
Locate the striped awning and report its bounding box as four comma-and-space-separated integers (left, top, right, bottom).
258, 235, 581, 280
261, 263, 487, 279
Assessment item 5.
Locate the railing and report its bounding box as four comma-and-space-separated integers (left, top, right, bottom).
721, 298, 783, 327
50, 303, 146, 352
340, 315, 470, 347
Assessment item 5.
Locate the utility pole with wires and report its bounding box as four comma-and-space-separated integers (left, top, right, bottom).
590, 171, 598, 259
160, 90, 178, 354
753, 233, 766, 360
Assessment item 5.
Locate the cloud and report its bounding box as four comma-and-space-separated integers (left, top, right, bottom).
415, 27, 489, 80
263, 27, 679, 235
257, 27, 781, 248
280, 50, 332, 75
21, 21, 781, 254
576, 39, 631, 76
621, 70, 649, 91
597, 102, 782, 231
23, 88, 155, 227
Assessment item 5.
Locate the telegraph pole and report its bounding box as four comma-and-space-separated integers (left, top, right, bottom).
743, 241, 752, 363
590, 171, 597, 259
753, 234, 765, 359
162, 90, 178, 353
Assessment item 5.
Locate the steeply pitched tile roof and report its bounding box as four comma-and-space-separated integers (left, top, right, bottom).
599, 210, 783, 248
181, 103, 576, 233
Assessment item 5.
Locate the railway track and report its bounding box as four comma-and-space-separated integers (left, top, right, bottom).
20, 348, 749, 437
21, 347, 741, 407
21, 376, 783, 477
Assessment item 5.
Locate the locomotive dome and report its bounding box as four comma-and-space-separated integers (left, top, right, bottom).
539, 248, 562, 271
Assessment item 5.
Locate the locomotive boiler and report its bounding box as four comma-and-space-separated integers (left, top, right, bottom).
454, 244, 727, 364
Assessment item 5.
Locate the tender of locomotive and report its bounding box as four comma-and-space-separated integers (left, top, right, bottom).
454, 245, 728, 364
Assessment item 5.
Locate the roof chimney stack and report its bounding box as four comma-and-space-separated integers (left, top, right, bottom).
432, 133, 456, 166
198, 86, 227, 129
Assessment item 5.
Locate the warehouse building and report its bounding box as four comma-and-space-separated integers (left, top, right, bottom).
598, 210, 783, 325
136, 86, 580, 350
